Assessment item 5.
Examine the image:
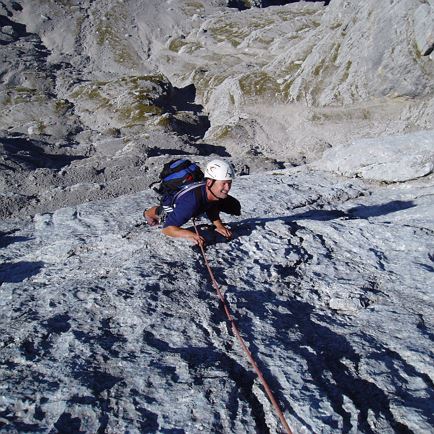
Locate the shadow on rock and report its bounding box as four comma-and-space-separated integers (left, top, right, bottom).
230, 200, 418, 238
346, 200, 416, 219
228, 293, 414, 432
227, 0, 330, 10
54, 412, 86, 434
170, 84, 203, 114
146, 147, 196, 158
193, 142, 231, 157
282, 301, 414, 433
169, 114, 211, 141
0, 14, 29, 45
227, 211, 345, 241
0, 234, 32, 248
187, 223, 233, 248
147, 143, 229, 159
0, 136, 86, 171
72, 318, 128, 358
156, 83, 212, 141
142, 329, 270, 432
69, 358, 122, 396
0, 261, 44, 283
42, 314, 72, 334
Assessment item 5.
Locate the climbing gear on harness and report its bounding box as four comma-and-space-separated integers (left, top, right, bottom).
193, 220, 293, 434
204, 159, 235, 181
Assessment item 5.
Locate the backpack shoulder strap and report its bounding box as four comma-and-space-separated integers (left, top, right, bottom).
172, 181, 206, 205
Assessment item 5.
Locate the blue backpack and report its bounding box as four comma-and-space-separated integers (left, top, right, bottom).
155, 158, 204, 198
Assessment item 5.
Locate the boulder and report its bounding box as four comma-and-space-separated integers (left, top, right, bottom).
314, 129, 434, 182
414, 4, 434, 56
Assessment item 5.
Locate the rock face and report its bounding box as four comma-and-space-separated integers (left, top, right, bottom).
1, 166, 433, 433
1, 1, 433, 433
414, 3, 434, 56
315, 129, 434, 182
154, 0, 434, 165
0, 1, 218, 219
1, 0, 433, 219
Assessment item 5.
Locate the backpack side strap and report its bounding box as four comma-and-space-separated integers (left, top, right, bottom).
172, 181, 206, 206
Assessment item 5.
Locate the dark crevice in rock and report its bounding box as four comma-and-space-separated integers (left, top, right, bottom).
227, 0, 330, 11
347, 200, 416, 219
0, 14, 29, 45
170, 84, 202, 114
156, 83, 212, 142
278, 301, 415, 432
0, 136, 87, 170
42, 314, 72, 334
416, 314, 434, 343
141, 328, 270, 432
192, 142, 231, 157
0, 260, 45, 284
314, 232, 334, 260
0, 234, 31, 248
225, 355, 270, 433
131, 397, 160, 432
72, 321, 128, 358
69, 358, 122, 396
286, 221, 314, 275
54, 412, 86, 434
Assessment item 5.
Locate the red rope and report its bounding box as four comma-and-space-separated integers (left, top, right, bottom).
193, 221, 293, 434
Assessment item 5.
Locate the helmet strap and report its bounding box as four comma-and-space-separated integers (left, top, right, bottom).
206, 179, 220, 200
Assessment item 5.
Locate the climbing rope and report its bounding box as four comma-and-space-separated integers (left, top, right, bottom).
193, 221, 293, 434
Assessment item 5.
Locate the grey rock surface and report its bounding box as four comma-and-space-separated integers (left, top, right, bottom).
414, 3, 434, 56
1, 167, 433, 433
1, 0, 433, 219
314, 129, 434, 182
0, 1, 433, 432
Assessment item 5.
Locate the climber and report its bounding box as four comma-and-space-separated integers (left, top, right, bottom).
144, 159, 241, 247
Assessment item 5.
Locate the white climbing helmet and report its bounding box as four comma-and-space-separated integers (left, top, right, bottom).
204, 159, 235, 181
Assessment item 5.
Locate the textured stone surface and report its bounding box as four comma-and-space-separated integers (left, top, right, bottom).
414, 3, 434, 56
1, 168, 433, 433
315, 129, 434, 182
0, 1, 433, 432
